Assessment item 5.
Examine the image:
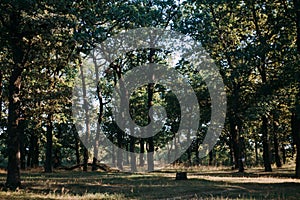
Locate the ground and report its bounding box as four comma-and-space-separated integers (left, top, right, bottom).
0, 165, 300, 199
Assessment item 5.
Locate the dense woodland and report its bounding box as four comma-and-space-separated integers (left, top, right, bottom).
1, 0, 300, 190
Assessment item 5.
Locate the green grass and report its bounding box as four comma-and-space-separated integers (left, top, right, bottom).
0, 166, 300, 199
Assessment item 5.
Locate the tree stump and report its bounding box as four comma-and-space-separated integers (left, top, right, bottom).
175, 172, 187, 180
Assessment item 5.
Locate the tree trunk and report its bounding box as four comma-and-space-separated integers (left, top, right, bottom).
53, 124, 62, 169
92, 123, 100, 171
92, 54, 102, 171
28, 132, 39, 168
281, 144, 286, 165
262, 115, 272, 172
238, 136, 245, 172
292, 112, 300, 177
255, 140, 259, 166
80, 63, 90, 172
208, 150, 213, 166
139, 139, 145, 166
146, 48, 156, 172
194, 138, 200, 165
229, 118, 239, 169
0, 70, 2, 124
20, 123, 26, 170
130, 137, 137, 172
116, 132, 123, 170
73, 128, 81, 165
272, 119, 282, 168
45, 114, 53, 173
6, 45, 23, 189
292, 0, 300, 178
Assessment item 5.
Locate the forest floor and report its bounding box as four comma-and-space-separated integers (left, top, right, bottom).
0, 165, 300, 199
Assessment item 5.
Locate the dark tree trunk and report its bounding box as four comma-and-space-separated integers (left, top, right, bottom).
116, 132, 123, 170
146, 137, 154, 171
251, 2, 272, 172
20, 124, 26, 170
272, 119, 282, 168
125, 143, 129, 165
208, 150, 213, 166
194, 138, 200, 165
292, 112, 300, 177
28, 132, 39, 168
73, 128, 81, 165
292, 0, 300, 178
53, 124, 62, 169
146, 48, 155, 172
281, 144, 286, 165
228, 133, 234, 168
80, 64, 90, 172
139, 139, 145, 167
255, 140, 259, 166
45, 114, 53, 173
92, 123, 100, 171
229, 118, 239, 170
238, 137, 245, 172
6, 27, 23, 188
130, 137, 137, 172
262, 115, 272, 172
27, 137, 32, 168
83, 147, 88, 172
0, 70, 2, 125
92, 55, 102, 171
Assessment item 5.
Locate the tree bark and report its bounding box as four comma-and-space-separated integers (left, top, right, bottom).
139, 139, 145, 166
255, 140, 259, 166
92, 54, 102, 171
292, 0, 300, 178
73, 127, 81, 165
262, 115, 272, 172
146, 48, 155, 172
281, 144, 286, 165
6, 11, 24, 187
80, 63, 90, 172
6, 65, 22, 189
229, 118, 239, 170
272, 116, 282, 168
116, 132, 123, 170
238, 136, 245, 172
130, 137, 137, 172
208, 150, 213, 166
20, 123, 26, 170
45, 114, 53, 173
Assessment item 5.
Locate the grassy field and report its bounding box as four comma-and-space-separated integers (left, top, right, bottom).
0, 166, 300, 199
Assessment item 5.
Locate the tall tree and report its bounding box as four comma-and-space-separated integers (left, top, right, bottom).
292, 0, 300, 178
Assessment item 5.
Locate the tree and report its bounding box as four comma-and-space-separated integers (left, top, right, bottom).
0, 0, 79, 188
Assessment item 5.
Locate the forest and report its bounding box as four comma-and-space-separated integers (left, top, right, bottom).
1, 0, 300, 199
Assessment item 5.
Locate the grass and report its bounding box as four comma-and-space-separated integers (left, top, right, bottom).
0, 165, 300, 199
